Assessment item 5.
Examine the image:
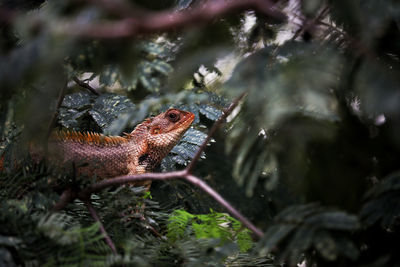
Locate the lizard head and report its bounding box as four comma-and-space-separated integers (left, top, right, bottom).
129, 108, 195, 164
145, 108, 195, 149
126, 108, 194, 173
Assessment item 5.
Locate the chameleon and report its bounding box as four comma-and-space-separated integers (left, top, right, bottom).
1, 108, 195, 188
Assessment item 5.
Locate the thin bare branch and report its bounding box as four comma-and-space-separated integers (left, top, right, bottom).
46, 81, 67, 141
56, 169, 263, 238
52, 172, 185, 211
84, 200, 117, 254
186, 92, 246, 173
79, 171, 186, 197
291, 6, 330, 41
52, 188, 76, 212
61, 0, 286, 38
185, 174, 263, 238
72, 76, 100, 95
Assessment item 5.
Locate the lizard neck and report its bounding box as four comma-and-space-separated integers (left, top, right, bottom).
125, 138, 169, 174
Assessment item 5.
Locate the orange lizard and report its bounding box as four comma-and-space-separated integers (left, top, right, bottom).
1, 108, 195, 188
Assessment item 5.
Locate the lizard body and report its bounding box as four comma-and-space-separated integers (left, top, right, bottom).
2, 108, 195, 187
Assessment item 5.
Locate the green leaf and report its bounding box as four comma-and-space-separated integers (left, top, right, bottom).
0, 236, 22, 247
99, 65, 119, 87
227, 43, 341, 196
258, 224, 296, 256
151, 59, 173, 75
259, 204, 360, 262
91, 93, 135, 129
58, 92, 135, 132
313, 230, 338, 261
284, 225, 317, 264
61, 92, 93, 110
276, 203, 324, 222
0, 248, 16, 267
142, 42, 167, 59
335, 234, 360, 261
167, 209, 253, 252
171, 142, 199, 160
199, 104, 223, 121
181, 128, 207, 146
58, 109, 88, 129
361, 172, 400, 229
139, 75, 161, 92
305, 212, 359, 231
355, 60, 400, 119
171, 154, 187, 166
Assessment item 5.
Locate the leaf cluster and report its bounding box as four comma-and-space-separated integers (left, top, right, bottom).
258, 204, 359, 265
167, 209, 253, 253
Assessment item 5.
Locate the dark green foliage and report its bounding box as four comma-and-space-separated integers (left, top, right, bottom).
59, 92, 135, 132
2, 0, 400, 266
0, 164, 110, 266
98, 41, 174, 93
361, 172, 400, 230
258, 204, 359, 265
226, 42, 341, 199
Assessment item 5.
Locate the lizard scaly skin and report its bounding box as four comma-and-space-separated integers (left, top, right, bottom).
2, 108, 195, 188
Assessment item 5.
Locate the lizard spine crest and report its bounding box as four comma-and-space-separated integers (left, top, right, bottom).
51, 130, 128, 146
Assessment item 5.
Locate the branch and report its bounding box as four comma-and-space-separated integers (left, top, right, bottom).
79, 171, 186, 197
186, 92, 246, 173
55, 158, 263, 238
291, 6, 330, 41
46, 80, 67, 141
72, 76, 100, 95
52, 188, 76, 212
60, 0, 286, 38
185, 174, 263, 237
84, 200, 117, 254
76, 170, 263, 238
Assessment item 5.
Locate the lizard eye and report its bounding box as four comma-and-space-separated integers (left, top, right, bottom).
151, 127, 161, 134
167, 111, 180, 122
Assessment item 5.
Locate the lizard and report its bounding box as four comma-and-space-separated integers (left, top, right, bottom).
1, 108, 195, 189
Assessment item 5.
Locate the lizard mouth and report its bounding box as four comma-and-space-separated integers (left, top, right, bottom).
177, 110, 195, 128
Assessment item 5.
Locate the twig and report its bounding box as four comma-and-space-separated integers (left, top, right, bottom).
291, 6, 330, 41
59, 0, 286, 38
55, 158, 263, 237
46, 81, 68, 142
282, 4, 376, 59
74, 170, 263, 238
84, 200, 118, 254
136, 213, 162, 238
315, 20, 376, 58
72, 76, 100, 95
52, 188, 76, 212
186, 92, 246, 173
185, 174, 263, 237
79, 171, 186, 196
